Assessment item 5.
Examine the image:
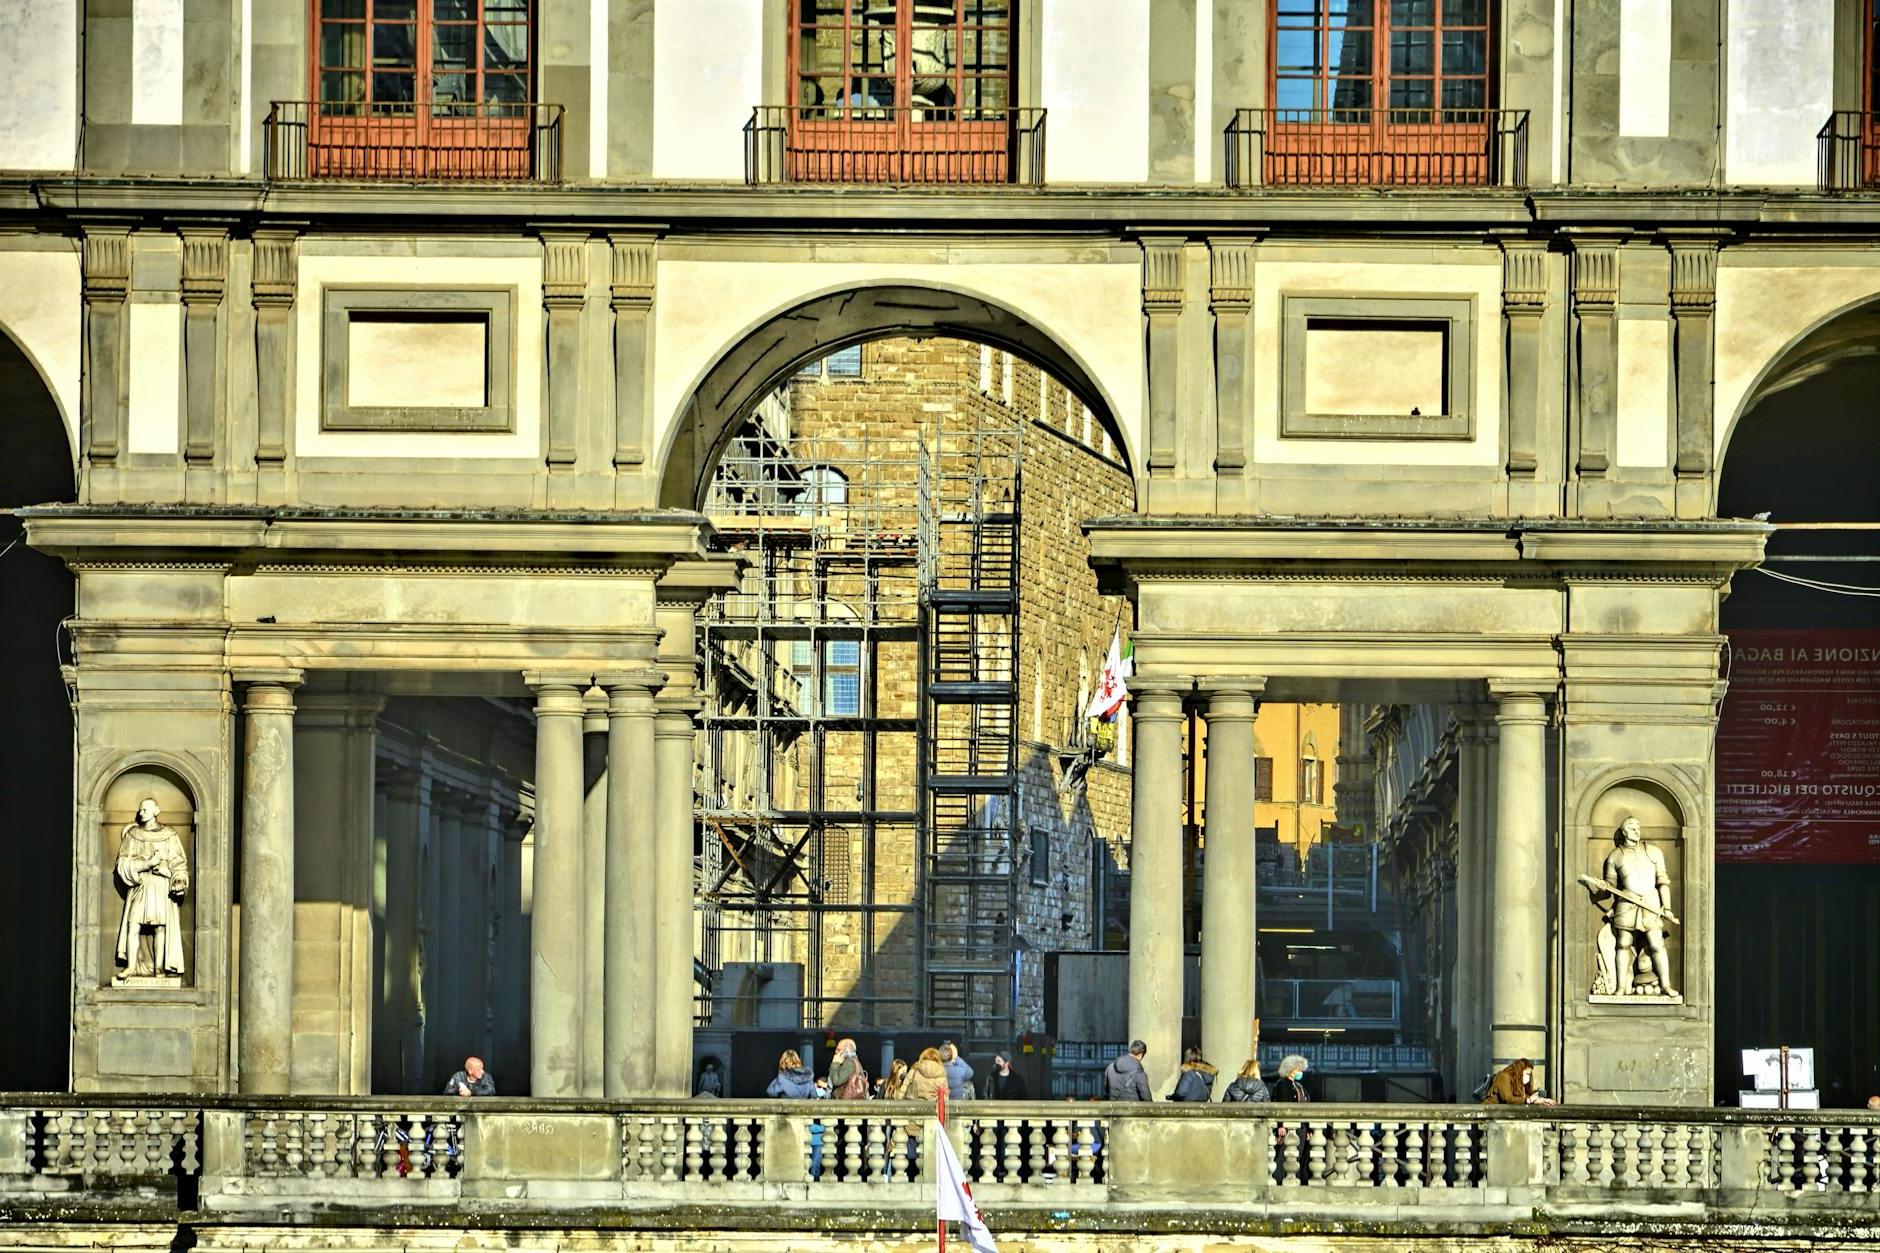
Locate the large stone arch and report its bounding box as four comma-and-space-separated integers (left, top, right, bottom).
655, 282, 1137, 509
0, 318, 78, 1089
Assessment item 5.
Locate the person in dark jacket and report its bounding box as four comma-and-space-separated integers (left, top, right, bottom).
1222, 1059, 1271, 1103
988, 1053, 1029, 1099
1103, 1040, 1152, 1101
1168, 1046, 1218, 1101
1269, 1053, 1312, 1103
767, 1049, 817, 1099
443, 1055, 495, 1097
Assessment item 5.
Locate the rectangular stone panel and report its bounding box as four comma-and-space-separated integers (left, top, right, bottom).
321, 287, 514, 433
1303, 321, 1446, 419
1280, 295, 1475, 440
347, 314, 489, 410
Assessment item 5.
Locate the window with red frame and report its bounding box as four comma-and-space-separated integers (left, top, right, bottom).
315, 0, 531, 113
1272, 0, 1490, 116
793, 1, 1014, 118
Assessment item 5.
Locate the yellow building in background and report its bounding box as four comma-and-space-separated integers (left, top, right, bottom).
1187, 702, 1342, 866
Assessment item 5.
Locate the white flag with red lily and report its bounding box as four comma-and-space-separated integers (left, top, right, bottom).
1085, 627, 1133, 722
935, 1119, 999, 1253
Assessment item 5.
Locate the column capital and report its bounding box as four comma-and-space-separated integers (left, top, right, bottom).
654, 697, 702, 733
526, 673, 591, 717
235, 669, 303, 712
1487, 682, 1551, 722
1197, 676, 1266, 719
601, 669, 664, 715
524, 671, 592, 693
1130, 678, 1189, 720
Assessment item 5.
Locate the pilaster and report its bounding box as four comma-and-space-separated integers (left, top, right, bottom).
1668, 237, 1720, 519
609, 233, 657, 496
80, 226, 132, 500
250, 228, 300, 498
1570, 238, 1620, 512
1500, 240, 1548, 483
540, 232, 589, 482
178, 227, 229, 489
1209, 237, 1258, 513
1141, 237, 1186, 482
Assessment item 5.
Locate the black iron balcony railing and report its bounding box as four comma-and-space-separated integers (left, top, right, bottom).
745, 105, 1046, 186
264, 100, 563, 182
1225, 107, 1528, 189
1818, 111, 1880, 190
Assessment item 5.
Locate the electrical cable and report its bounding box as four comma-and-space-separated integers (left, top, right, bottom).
1749, 566, 1880, 598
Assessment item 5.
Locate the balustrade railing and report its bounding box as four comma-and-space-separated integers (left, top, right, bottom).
1818, 112, 1880, 191
3, 1096, 1877, 1232
1224, 107, 1528, 188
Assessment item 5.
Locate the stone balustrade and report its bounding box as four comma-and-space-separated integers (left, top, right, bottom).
1, 1097, 1876, 1242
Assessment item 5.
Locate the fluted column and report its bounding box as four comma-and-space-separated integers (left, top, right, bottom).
237, 670, 302, 1094
1201, 681, 1262, 1087
1127, 679, 1188, 1095
654, 696, 699, 1095
1490, 685, 1551, 1084
601, 672, 660, 1096
526, 674, 588, 1097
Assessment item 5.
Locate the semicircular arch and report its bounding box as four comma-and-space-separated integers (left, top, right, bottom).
655, 281, 1138, 509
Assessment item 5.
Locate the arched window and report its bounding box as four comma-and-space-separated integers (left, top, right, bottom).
799, 466, 849, 512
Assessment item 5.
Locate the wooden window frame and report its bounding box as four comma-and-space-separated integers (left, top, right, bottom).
786, 0, 1019, 181
309, 0, 536, 177
1265, 0, 1498, 184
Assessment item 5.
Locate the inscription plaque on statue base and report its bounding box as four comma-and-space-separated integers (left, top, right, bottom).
1588, 991, 1682, 1005
111, 974, 183, 989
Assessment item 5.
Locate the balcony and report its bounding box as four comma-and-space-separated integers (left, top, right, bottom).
6, 1096, 1878, 1241
745, 106, 1046, 187
1225, 108, 1528, 189
264, 101, 563, 182
1818, 112, 1880, 190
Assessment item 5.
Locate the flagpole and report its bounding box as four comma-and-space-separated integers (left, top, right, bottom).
937, 1089, 948, 1253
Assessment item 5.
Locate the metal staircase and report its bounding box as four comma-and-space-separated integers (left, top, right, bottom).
918, 412, 1022, 1048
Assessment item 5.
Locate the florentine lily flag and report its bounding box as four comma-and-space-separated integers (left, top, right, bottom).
1086, 627, 1133, 722
935, 1093, 998, 1252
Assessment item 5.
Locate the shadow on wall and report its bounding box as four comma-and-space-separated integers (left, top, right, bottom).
0, 328, 76, 1089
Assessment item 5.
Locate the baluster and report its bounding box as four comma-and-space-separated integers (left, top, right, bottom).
1049, 1120, 1070, 1182
1404, 1123, 1425, 1187
974, 1119, 995, 1182
114, 1110, 138, 1173
1306, 1123, 1329, 1186
1354, 1121, 1377, 1186
83, 1109, 106, 1174
889, 1120, 910, 1182
660, 1117, 682, 1183
1661, 1124, 1686, 1188
1828, 1126, 1849, 1193
708, 1118, 729, 1182
1324, 1125, 1350, 1185
1770, 1126, 1794, 1189
842, 1118, 863, 1182
1802, 1127, 1823, 1190
1427, 1122, 1448, 1188
684, 1118, 706, 1181
1849, 1126, 1870, 1194
1378, 1123, 1400, 1188
40, 1111, 65, 1172
637, 1116, 659, 1181
1074, 1121, 1096, 1184
1638, 1122, 1661, 1187
1453, 1122, 1475, 1187
864, 1119, 886, 1184
733, 1118, 754, 1183
304, 1113, 327, 1178
380, 1116, 404, 1178
1002, 1120, 1023, 1183
1280, 1123, 1302, 1186
258, 1114, 281, 1175
1595, 1122, 1618, 1187
1027, 1120, 1047, 1184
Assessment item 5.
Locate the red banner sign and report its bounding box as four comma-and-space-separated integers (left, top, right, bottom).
1717, 629, 1880, 864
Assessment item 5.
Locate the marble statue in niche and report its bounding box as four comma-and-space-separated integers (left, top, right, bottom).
1580, 815, 1681, 1002
114, 798, 190, 982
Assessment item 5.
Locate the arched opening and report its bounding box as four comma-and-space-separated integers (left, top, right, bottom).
687, 325, 1135, 1087
657, 284, 1133, 510
1715, 299, 1880, 1109
0, 326, 76, 1088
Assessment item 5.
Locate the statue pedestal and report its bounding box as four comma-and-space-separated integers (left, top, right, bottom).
1588, 992, 1683, 1006
111, 974, 183, 989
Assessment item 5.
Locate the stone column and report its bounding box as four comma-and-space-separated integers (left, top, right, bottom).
1489, 686, 1551, 1083
1201, 682, 1262, 1086
654, 696, 699, 1096
1453, 705, 1498, 1096
1127, 680, 1188, 1095
601, 673, 660, 1096
526, 674, 588, 1097
379, 764, 429, 1093
237, 670, 302, 1094
497, 813, 532, 1084
581, 693, 608, 1097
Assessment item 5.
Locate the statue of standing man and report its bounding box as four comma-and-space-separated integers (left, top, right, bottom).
115, 799, 189, 980
1584, 815, 1678, 999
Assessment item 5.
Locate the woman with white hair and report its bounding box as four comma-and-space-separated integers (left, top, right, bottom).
1269, 1054, 1312, 1102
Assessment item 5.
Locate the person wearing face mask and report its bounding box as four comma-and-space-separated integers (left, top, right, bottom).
1482, 1058, 1557, 1106
1269, 1054, 1312, 1102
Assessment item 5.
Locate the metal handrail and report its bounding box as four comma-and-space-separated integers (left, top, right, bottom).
264, 100, 564, 182
1224, 106, 1528, 189
745, 105, 1046, 186
1818, 111, 1880, 191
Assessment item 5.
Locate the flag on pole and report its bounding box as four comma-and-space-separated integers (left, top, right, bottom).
935, 1093, 998, 1253
1085, 627, 1133, 722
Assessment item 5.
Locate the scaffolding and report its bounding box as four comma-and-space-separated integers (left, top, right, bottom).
697, 354, 1024, 1040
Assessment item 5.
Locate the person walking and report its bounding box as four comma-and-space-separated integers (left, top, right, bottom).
940, 1041, 975, 1100
1168, 1046, 1218, 1101
1269, 1054, 1313, 1103
828, 1037, 871, 1100
988, 1053, 1029, 1099
1222, 1059, 1271, 1103
1103, 1040, 1152, 1101
766, 1049, 817, 1098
